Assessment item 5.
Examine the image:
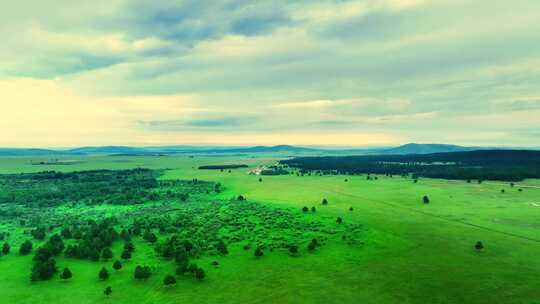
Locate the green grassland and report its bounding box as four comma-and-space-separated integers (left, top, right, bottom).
0, 155, 539, 304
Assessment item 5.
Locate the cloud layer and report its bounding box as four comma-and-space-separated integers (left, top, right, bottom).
1, 0, 539, 147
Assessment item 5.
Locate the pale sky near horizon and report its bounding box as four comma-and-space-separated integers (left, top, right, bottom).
1, 0, 540, 147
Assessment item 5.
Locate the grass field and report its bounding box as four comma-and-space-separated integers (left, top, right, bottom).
0, 155, 539, 304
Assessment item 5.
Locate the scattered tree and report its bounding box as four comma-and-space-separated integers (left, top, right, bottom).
288, 245, 299, 256
30, 247, 58, 281
336, 217, 343, 224
322, 198, 328, 205
423, 195, 430, 204
302, 206, 309, 212
19, 240, 33, 255
475, 241, 484, 251
254, 247, 264, 258
99, 267, 109, 280
60, 267, 72, 280
134, 265, 152, 280
113, 260, 122, 271
2, 242, 10, 255
163, 274, 177, 286
311, 206, 316, 212
216, 240, 228, 255
104, 286, 112, 297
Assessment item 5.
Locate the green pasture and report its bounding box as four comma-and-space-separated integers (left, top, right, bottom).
0, 155, 539, 304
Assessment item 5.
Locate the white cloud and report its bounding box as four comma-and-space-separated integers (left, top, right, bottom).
273, 99, 357, 109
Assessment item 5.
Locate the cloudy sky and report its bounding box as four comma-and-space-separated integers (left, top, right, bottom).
1, 0, 539, 147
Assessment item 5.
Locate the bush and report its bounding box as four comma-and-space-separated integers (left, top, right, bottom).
60, 267, 72, 280
288, 245, 299, 256
254, 247, 264, 258
163, 274, 177, 285
475, 241, 484, 251
99, 267, 109, 280
216, 240, 228, 255
134, 265, 152, 280
2, 242, 10, 254
121, 249, 132, 260
113, 260, 122, 270
19, 240, 33, 255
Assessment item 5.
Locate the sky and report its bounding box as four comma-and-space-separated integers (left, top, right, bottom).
1, 0, 540, 147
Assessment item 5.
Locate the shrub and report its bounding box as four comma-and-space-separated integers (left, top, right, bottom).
60, 267, 72, 280
99, 267, 109, 280
475, 241, 484, 251
254, 247, 264, 258
134, 265, 152, 280
113, 260, 122, 270
163, 274, 177, 286
19, 240, 33, 255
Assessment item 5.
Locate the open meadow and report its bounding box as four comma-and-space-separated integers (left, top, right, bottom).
0, 155, 539, 304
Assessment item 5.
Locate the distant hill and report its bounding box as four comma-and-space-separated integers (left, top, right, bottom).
0, 143, 510, 157
64, 144, 477, 156
212, 145, 318, 154
377, 143, 477, 155
67, 146, 146, 154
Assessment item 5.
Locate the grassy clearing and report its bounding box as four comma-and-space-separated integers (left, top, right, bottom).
0, 155, 539, 303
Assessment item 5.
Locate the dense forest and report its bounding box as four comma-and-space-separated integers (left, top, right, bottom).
281, 150, 540, 181
0, 169, 212, 207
